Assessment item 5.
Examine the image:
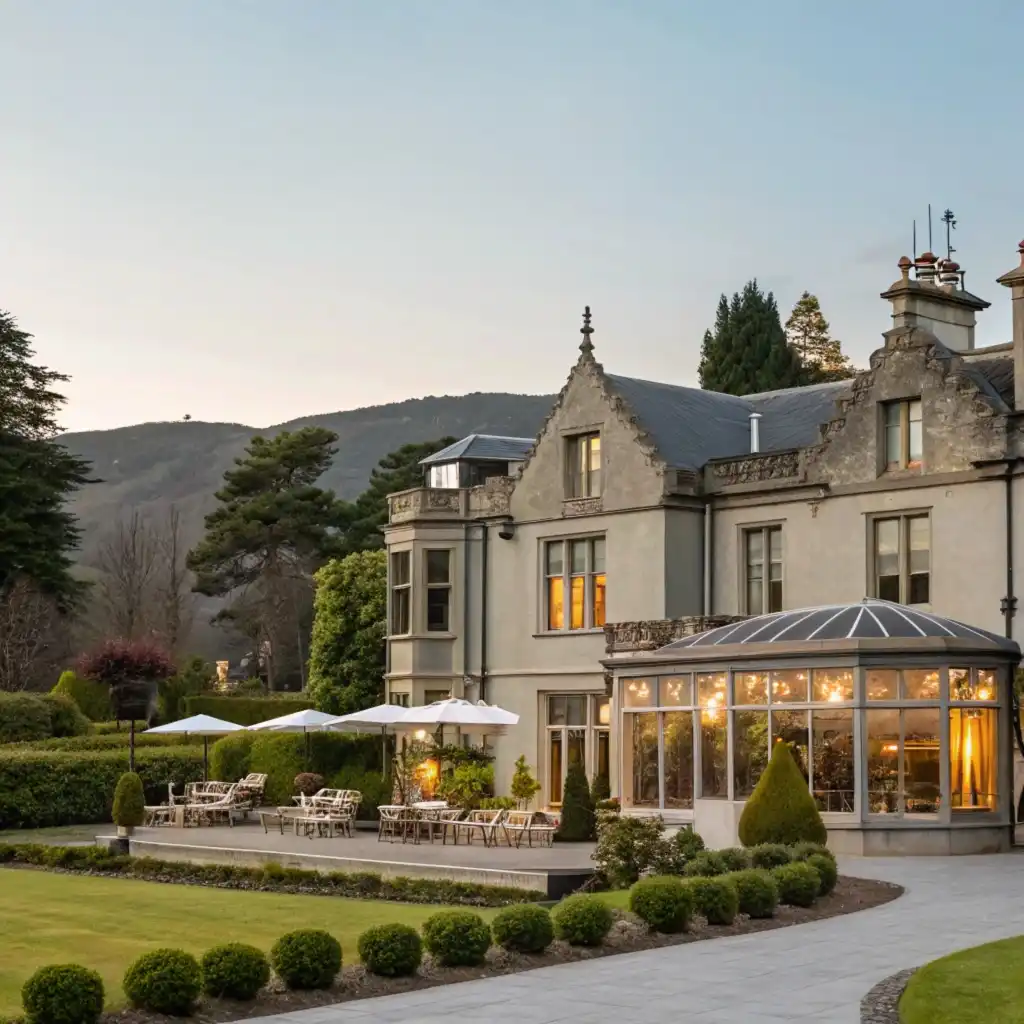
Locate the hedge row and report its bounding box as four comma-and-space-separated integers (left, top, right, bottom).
209, 732, 384, 806
13, 733, 203, 752
182, 695, 313, 726
0, 692, 90, 743
0, 844, 546, 906
0, 747, 203, 829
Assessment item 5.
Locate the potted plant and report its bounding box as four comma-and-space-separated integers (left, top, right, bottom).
80, 639, 175, 771
113, 771, 145, 837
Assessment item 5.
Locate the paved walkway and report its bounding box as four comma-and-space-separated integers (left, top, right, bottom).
247, 853, 1024, 1024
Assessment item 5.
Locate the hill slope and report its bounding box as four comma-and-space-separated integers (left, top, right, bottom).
61, 392, 555, 560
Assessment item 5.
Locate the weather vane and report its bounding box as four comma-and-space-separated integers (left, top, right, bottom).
941, 208, 957, 259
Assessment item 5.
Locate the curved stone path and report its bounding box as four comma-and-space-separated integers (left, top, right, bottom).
248, 854, 1024, 1024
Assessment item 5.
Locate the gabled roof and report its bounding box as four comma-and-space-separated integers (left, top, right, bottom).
661, 599, 1018, 652
419, 434, 535, 466
605, 374, 851, 471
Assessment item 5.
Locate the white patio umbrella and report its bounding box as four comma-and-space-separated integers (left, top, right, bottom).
397, 697, 519, 732
321, 703, 411, 775
145, 714, 244, 780
247, 708, 338, 763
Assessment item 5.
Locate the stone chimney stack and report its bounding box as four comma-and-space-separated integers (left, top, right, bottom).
997, 240, 1024, 412
881, 252, 990, 351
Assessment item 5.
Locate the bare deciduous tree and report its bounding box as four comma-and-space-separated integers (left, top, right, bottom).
0, 579, 65, 692
90, 505, 196, 652
93, 509, 159, 641
153, 505, 194, 655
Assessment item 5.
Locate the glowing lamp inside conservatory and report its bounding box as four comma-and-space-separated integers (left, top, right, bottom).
413, 729, 427, 741
882, 743, 899, 753
827, 687, 844, 703
599, 702, 611, 725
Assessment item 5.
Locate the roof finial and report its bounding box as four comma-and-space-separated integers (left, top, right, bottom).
579, 305, 594, 356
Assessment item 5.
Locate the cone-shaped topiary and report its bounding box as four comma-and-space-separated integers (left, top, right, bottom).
112, 772, 145, 830
556, 761, 595, 841
738, 740, 827, 847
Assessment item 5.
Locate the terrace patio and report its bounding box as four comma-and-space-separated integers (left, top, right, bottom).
104, 822, 596, 898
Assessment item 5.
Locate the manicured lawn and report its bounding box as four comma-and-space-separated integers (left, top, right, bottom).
0, 870, 500, 1015
900, 936, 1024, 1024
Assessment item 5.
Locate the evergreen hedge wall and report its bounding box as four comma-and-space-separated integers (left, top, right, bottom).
182, 695, 313, 726
0, 746, 204, 829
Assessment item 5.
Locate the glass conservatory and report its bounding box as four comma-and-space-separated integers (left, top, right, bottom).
605, 600, 1020, 855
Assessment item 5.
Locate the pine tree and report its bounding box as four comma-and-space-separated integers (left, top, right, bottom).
343, 437, 457, 553
785, 292, 855, 383
0, 311, 91, 609
697, 295, 731, 391
187, 427, 349, 688
699, 281, 804, 396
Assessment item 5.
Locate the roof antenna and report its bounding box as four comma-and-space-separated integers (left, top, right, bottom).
912, 218, 917, 259
941, 208, 957, 260
928, 203, 933, 254
579, 306, 594, 357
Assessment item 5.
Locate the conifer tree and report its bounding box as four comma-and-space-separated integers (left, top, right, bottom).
698, 281, 804, 396
785, 292, 856, 383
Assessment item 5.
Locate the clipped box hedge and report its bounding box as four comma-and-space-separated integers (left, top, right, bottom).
182, 694, 313, 726
0, 746, 203, 829
14, 733, 202, 753
210, 731, 383, 806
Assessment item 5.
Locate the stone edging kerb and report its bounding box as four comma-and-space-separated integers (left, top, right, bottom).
860, 967, 917, 1023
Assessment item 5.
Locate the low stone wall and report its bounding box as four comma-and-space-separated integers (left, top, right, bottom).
860, 967, 917, 1023
127, 838, 578, 897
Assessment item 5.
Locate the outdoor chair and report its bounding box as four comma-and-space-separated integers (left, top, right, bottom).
430, 807, 464, 844
143, 803, 175, 827
501, 810, 555, 848
377, 804, 420, 843
184, 784, 241, 827
236, 773, 268, 810
450, 808, 506, 846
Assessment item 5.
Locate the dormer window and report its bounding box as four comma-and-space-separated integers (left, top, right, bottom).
428, 463, 460, 488
883, 399, 922, 471
568, 433, 601, 498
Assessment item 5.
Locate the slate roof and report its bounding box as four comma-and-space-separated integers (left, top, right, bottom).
660, 599, 1018, 653
605, 374, 852, 471
419, 434, 535, 466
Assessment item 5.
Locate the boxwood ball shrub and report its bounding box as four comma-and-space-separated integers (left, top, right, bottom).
729, 869, 779, 919
271, 930, 342, 989
22, 964, 105, 1024
717, 847, 751, 873
684, 876, 739, 925
421, 910, 491, 966
629, 875, 693, 934
807, 853, 838, 896
737, 741, 828, 847
0, 692, 54, 743
771, 861, 822, 908
682, 850, 728, 877
357, 923, 423, 977
749, 843, 793, 870
123, 948, 202, 1015
490, 904, 555, 953
200, 943, 270, 1000
39, 694, 90, 738
551, 894, 614, 947
790, 841, 835, 864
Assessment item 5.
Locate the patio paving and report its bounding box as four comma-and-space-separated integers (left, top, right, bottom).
239, 852, 1024, 1024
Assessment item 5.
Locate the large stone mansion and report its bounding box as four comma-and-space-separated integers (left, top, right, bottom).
382, 241, 1024, 849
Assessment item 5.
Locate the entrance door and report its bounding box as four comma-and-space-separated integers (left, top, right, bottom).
545, 694, 610, 806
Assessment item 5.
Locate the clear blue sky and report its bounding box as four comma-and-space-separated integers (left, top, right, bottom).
2, 1, 1021, 432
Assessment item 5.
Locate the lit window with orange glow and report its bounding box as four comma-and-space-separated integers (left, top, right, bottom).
545, 542, 564, 630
